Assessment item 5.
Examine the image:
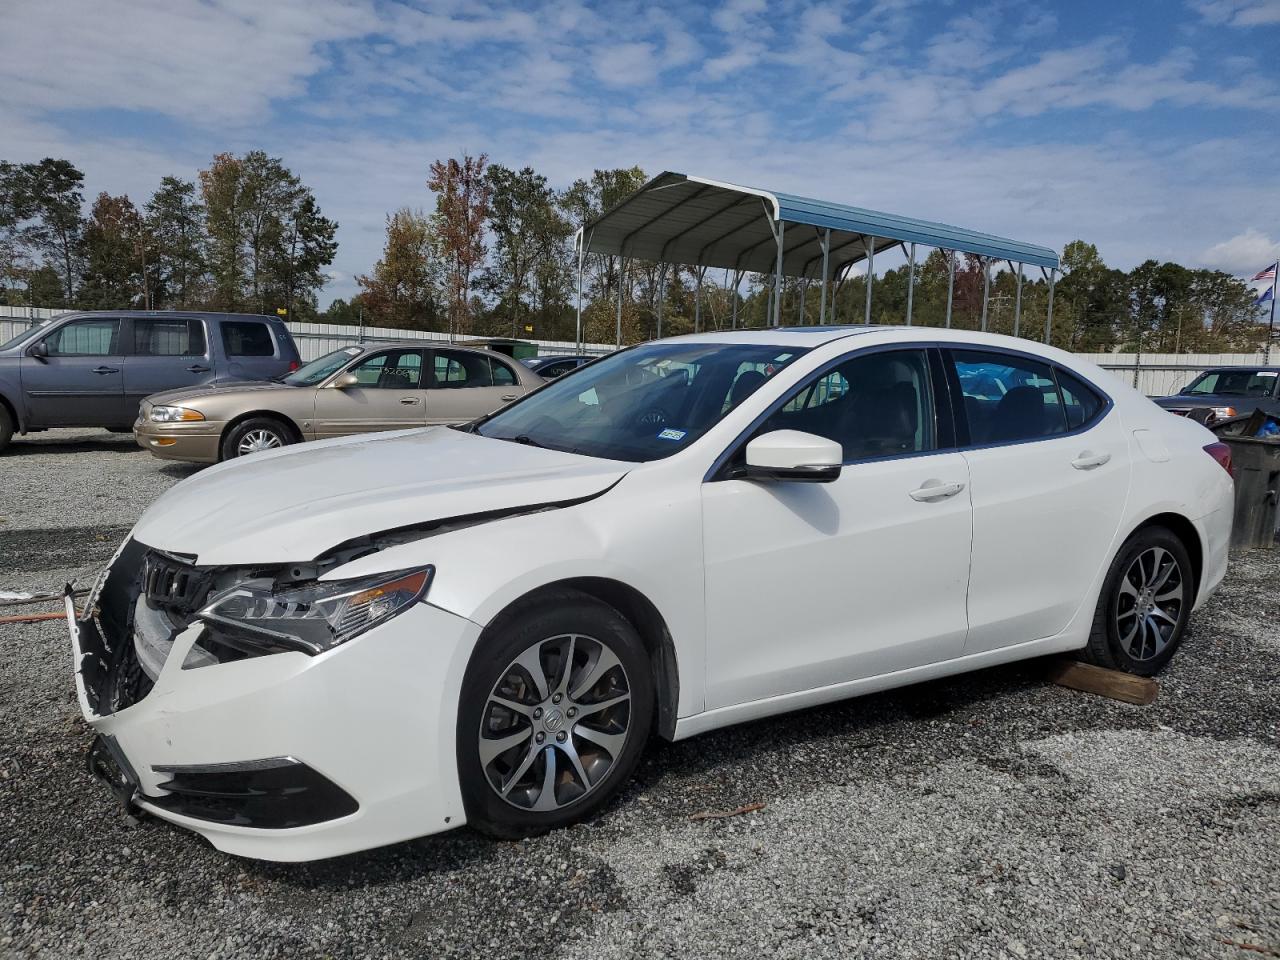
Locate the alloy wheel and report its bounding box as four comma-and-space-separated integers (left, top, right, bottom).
1114, 546, 1185, 661
478, 634, 632, 811
237, 429, 283, 456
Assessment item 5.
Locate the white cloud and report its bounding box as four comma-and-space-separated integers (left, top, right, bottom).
1200, 230, 1280, 275
1191, 0, 1280, 26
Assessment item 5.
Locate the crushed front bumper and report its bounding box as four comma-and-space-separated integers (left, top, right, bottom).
67, 545, 481, 861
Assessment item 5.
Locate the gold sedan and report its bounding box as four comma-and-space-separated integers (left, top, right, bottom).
134, 342, 544, 463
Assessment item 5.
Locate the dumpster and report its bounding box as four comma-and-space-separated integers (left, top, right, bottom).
1219, 436, 1280, 548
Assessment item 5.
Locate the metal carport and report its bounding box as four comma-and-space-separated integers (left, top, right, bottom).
574, 171, 1060, 348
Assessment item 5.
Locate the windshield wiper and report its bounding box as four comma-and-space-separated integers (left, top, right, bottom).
508, 434, 547, 448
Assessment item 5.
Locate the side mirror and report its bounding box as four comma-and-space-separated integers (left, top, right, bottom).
330, 372, 359, 389
744, 430, 842, 483
27, 340, 49, 361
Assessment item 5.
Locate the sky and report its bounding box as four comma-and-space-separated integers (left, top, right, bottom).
2, 0, 1279, 305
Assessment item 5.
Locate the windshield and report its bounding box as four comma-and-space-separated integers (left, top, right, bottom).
0, 318, 54, 351
284, 346, 363, 386
477, 341, 810, 462
1183, 370, 1278, 398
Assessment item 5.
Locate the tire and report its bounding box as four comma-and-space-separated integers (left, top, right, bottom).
0, 404, 12, 453
1080, 525, 1194, 676
220, 416, 293, 461
457, 591, 654, 839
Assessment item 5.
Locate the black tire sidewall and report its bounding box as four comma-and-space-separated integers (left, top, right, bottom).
221, 417, 291, 461
456, 594, 653, 839
1100, 527, 1194, 676
0, 404, 12, 452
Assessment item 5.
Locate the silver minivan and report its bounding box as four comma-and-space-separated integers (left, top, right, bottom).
0, 311, 302, 452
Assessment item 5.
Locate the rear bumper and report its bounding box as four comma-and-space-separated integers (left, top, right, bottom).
68, 557, 482, 861
133, 418, 222, 463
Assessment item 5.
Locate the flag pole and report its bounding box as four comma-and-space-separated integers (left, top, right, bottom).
1267, 262, 1278, 366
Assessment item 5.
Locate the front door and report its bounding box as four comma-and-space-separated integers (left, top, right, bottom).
21, 317, 129, 426
701, 347, 973, 710
424, 348, 525, 425
312, 348, 429, 438
946, 348, 1132, 653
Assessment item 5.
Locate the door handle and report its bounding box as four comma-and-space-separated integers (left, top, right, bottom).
92, 366, 119, 375
909, 479, 966, 502
399, 397, 422, 405
186, 364, 211, 373
501, 394, 518, 401
1071, 451, 1111, 470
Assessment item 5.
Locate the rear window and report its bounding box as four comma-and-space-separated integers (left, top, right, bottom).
220, 321, 275, 357
133, 319, 206, 357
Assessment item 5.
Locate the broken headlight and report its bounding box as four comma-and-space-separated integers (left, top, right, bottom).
196, 567, 433, 656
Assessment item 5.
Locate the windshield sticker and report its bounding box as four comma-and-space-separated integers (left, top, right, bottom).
343, 347, 362, 355
774, 353, 793, 362
1259, 371, 1278, 377
657, 428, 687, 441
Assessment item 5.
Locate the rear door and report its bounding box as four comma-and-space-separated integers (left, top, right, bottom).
20, 316, 129, 426
424, 349, 525, 424
947, 348, 1131, 654
122, 317, 217, 417
312, 348, 429, 437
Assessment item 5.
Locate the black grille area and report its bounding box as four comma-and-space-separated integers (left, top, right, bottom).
143, 553, 206, 613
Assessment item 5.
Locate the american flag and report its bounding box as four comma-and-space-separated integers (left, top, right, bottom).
1253, 262, 1278, 282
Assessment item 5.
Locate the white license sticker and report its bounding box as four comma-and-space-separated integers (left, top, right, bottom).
657, 428, 687, 441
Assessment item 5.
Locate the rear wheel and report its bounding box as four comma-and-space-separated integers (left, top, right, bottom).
0, 404, 12, 453
1081, 526, 1193, 676
458, 593, 653, 839
220, 417, 293, 461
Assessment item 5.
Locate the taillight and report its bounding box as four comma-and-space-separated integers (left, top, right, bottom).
1203, 442, 1233, 478
288, 360, 300, 371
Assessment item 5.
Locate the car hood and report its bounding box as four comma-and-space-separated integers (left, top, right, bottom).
130, 427, 631, 566
146, 379, 295, 407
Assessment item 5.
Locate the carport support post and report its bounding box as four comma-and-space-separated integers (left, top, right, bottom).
798, 279, 808, 324
1013, 262, 1024, 338
905, 242, 917, 325
819, 228, 831, 324
656, 263, 667, 340
1044, 268, 1057, 344
979, 259, 991, 332
615, 257, 627, 348
574, 229, 591, 352
771, 220, 785, 328
731, 269, 743, 329
694, 266, 705, 333
864, 238, 875, 325
945, 251, 956, 328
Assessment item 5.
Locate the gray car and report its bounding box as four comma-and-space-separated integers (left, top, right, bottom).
0, 311, 301, 452
1152, 366, 1280, 422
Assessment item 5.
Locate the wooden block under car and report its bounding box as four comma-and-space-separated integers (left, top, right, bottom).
1044, 658, 1159, 705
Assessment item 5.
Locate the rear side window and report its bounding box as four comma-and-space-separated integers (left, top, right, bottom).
45, 318, 120, 356
1056, 368, 1105, 429
133, 319, 206, 357
220, 321, 275, 357
952, 350, 1065, 444
431, 349, 494, 388
490, 358, 518, 387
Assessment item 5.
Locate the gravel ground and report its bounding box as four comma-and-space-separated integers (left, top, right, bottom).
1, 428, 1278, 960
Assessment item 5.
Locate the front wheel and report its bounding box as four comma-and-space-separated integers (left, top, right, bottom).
1081, 526, 1194, 676
0, 404, 12, 453
457, 593, 653, 839
220, 417, 293, 461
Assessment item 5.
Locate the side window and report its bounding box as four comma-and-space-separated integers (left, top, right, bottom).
490, 358, 518, 387
1055, 368, 1105, 430
762, 349, 935, 461
349, 350, 423, 388
45, 318, 120, 356
430, 350, 493, 388
132, 319, 206, 357
220, 321, 275, 357
952, 350, 1066, 444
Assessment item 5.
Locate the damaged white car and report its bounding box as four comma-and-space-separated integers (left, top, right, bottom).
69, 327, 1234, 861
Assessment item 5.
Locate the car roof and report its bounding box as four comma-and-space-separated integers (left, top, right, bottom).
1193, 366, 1280, 373
56, 310, 286, 322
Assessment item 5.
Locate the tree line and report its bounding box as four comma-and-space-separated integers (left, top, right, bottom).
1, 152, 1267, 353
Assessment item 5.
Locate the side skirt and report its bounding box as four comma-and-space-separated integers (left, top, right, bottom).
672, 631, 1085, 741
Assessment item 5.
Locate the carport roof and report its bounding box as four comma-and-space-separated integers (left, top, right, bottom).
580, 171, 1060, 278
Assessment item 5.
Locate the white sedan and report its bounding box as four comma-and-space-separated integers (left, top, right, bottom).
69, 327, 1234, 861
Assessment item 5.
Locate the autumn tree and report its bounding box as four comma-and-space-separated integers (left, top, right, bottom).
428, 154, 490, 338
272, 193, 338, 320
356, 208, 440, 328
200, 153, 247, 309
17, 158, 85, 304
79, 193, 146, 309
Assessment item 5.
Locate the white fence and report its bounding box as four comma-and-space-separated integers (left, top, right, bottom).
1, 307, 1271, 397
